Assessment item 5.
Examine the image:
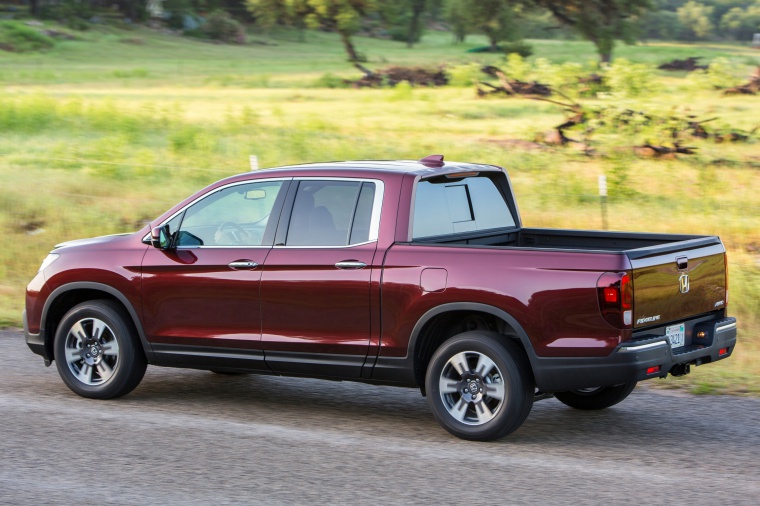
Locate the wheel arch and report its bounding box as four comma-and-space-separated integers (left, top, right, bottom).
409, 302, 537, 389
42, 282, 153, 362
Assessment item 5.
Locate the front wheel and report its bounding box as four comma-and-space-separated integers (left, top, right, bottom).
54, 300, 147, 399
425, 331, 534, 441
554, 382, 637, 410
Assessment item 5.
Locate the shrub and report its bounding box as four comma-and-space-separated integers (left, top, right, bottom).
202, 10, 246, 44
447, 63, 482, 87
313, 73, 349, 89
688, 57, 743, 90
0, 21, 55, 52
606, 58, 657, 97
501, 41, 533, 58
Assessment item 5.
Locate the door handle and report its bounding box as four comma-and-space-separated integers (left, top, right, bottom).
335, 260, 367, 270
228, 260, 259, 270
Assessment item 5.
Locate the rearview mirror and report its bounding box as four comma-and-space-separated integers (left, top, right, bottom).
245, 189, 266, 200
151, 225, 173, 250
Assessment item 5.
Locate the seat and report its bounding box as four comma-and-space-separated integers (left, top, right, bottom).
308, 206, 342, 245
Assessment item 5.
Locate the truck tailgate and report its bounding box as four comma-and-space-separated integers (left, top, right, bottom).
629, 242, 726, 329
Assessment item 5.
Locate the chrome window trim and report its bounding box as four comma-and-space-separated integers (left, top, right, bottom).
142, 177, 292, 245
277, 177, 385, 249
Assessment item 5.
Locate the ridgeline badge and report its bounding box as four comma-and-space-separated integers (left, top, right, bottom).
679, 273, 690, 294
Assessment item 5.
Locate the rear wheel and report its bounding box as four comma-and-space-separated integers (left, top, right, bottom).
555, 381, 637, 410
54, 300, 147, 399
425, 331, 534, 441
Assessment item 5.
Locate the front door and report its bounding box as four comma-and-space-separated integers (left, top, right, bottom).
260, 178, 383, 378
142, 178, 289, 369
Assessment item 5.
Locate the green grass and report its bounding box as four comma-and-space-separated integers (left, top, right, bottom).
1, 25, 759, 394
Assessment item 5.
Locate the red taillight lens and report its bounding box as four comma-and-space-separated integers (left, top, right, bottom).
719, 347, 728, 356
621, 273, 632, 310
597, 271, 633, 329
646, 366, 661, 375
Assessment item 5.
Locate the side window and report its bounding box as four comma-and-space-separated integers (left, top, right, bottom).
176, 180, 284, 247
412, 176, 515, 240
286, 180, 377, 247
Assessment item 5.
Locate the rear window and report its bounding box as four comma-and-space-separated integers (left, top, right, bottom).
412, 176, 515, 239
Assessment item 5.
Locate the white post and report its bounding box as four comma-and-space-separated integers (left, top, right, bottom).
598, 175, 608, 230
249, 155, 259, 171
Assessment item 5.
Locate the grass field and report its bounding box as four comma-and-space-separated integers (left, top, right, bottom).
1, 23, 758, 394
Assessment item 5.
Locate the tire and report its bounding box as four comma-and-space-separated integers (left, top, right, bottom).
554, 381, 637, 410
425, 331, 534, 441
53, 300, 147, 399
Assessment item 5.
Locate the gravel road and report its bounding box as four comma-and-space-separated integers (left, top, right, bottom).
1, 329, 758, 505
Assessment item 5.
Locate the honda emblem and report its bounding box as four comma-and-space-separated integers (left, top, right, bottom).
679, 273, 690, 294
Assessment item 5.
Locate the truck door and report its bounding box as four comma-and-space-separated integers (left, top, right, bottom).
260, 178, 383, 378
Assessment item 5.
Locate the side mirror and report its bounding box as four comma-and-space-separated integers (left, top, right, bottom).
151, 225, 173, 250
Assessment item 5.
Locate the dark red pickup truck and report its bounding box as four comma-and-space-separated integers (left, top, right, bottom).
24, 156, 737, 440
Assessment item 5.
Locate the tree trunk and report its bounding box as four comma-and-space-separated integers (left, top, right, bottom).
340, 31, 361, 62
600, 51, 611, 64
407, 1, 425, 49
30, 0, 40, 17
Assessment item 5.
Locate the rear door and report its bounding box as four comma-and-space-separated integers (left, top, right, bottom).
629, 243, 727, 329
260, 178, 383, 378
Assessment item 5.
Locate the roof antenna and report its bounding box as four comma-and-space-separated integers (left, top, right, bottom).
418, 154, 444, 168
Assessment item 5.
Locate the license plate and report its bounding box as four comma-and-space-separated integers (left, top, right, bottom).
666, 323, 686, 349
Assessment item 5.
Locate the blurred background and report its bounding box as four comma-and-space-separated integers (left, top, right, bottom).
1, 0, 758, 393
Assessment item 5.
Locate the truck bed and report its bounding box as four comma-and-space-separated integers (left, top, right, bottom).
413, 227, 721, 257
411, 227, 727, 330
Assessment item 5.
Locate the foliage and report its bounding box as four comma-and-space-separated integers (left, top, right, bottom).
688, 57, 744, 89
446, 63, 482, 86
446, 0, 523, 50
677, 1, 715, 39
535, 0, 652, 62
202, 9, 246, 43
501, 40, 533, 57
0, 21, 55, 52
313, 72, 350, 87
605, 58, 657, 96
503, 53, 531, 81
719, 5, 760, 41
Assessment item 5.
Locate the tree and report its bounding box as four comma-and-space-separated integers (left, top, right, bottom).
536, 0, 652, 63
677, 1, 714, 39
246, 0, 312, 34
447, 0, 522, 50
720, 5, 760, 41
406, 0, 427, 48
305, 0, 375, 61
445, 0, 473, 42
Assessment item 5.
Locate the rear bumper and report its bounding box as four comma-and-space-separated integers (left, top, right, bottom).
533, 315, 737, 392
23, 310, 51, 364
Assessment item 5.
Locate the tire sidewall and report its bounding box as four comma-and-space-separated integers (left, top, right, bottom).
426, 332, 531, 441
53, 301, 136, 399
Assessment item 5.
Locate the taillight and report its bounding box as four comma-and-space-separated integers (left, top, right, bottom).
597, 271, 633, 329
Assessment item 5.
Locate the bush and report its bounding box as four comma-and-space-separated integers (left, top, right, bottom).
501, 41, 533, 58
447, 63, 482, 87
313, 73, 349, 89
606, 58, 657, 97
0, 21, 55, 52
688, 57, 743, 90
202, 10, 246, 44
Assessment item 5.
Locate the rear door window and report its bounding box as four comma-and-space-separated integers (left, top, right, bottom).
412, 176, 515, 239
285, 180, 378, 247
